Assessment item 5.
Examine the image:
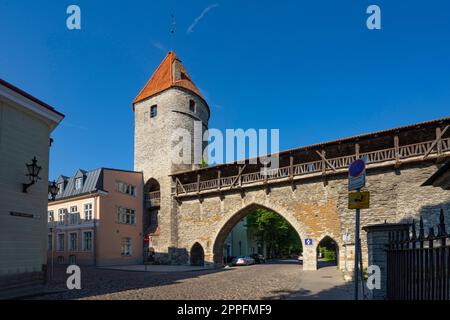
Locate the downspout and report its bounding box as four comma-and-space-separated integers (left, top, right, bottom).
93, 195, 98, 267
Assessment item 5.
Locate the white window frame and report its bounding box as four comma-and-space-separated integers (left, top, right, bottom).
48, 210, 54, 223
57, 183, 63, 195
75, 177, 83, 190
115, 181, 136, 197
84, 203, 93, 221
121, 238, 132, 256
69, 206, 79, 225
58, 208, 67, 225
117, 207, 136, 225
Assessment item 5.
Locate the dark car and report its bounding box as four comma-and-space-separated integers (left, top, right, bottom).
250, 254, 266, 264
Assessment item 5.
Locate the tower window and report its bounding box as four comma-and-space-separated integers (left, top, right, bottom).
150, 105, 157, 118
189, 100, 196, 112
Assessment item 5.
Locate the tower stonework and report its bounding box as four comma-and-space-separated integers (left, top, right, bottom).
133, 51, 209, 262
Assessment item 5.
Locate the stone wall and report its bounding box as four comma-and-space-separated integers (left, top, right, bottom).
134, 87, 209, 255
167, 161, 450, 270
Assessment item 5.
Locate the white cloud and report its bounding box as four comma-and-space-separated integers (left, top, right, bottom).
152, 41, 167, 53
187, 4, 219, 34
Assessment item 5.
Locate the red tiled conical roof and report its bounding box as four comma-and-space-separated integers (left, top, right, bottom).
133, 51, 204, 104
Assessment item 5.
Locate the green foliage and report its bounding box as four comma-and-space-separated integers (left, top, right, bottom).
200, 158, 208, 168
246, 208, 302, 259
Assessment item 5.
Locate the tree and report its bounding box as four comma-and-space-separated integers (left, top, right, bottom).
246, 209, 302, 259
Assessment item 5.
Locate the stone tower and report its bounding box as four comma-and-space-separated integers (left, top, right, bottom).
133, 51, 210, 261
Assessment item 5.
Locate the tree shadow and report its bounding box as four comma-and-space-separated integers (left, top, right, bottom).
262, 282, 356, 300
32, 265, 230, 300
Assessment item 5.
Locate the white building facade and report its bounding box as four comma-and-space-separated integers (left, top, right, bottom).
0, 79, 64, 297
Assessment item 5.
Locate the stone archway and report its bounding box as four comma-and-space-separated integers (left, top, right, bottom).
316, 235, 340, 269
190, 242, 205, 266
211, 203, 316, 269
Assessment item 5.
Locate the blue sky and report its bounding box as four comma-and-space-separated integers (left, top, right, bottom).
1, 1, 449, 179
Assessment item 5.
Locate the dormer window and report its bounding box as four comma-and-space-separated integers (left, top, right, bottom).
57, 183, 63, 195
75, 177, 83, 190
189, 100, 196, 113
150, 105, 157, 118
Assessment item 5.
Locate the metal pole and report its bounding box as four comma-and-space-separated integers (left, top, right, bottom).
359, 239, 365, 299
354, 188, 361, 300
51, 228, 54, 281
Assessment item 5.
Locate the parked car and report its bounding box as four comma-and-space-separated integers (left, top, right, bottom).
231, 256, 255, 266
250, 253, 266, 264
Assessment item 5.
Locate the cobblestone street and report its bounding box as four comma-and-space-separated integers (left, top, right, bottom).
33, 260, 353, 300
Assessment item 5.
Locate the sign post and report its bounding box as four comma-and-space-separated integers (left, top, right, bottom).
348, 159, 367, 300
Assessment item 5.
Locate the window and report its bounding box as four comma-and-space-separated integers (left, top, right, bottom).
307, 163, 316, 172
57, 234, 65, 251
121, 238, 132, 256
117, 207, 136, 225
69, 206, 79, 225
75, 177, 83, 190
69, 233, 78, 251
57, 256, 64, 264
83, 231, 93, 251
69, 255, 77, 265
48, 234, 53, 252
189, 100, 196, 112
84, 203, 93, 221
115, 181, 136, 196
57, 183, 63, 195
48, 210, 54, 223
58, 209, 67, 225
150, 105, 157, 118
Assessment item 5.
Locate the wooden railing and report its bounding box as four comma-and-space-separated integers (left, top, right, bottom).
145, 191, 161, 207
172, 136, 450, 196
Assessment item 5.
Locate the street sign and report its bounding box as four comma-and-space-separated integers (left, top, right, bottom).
348, 191, 370, 209
348, 159, 366, 191
304, 238, 313, 246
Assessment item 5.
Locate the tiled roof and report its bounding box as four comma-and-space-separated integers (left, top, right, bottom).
133, 51, 204, 104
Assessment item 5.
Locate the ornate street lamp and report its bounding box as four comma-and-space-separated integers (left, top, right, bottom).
22, 156, 42, 193
48, 180, 59, 200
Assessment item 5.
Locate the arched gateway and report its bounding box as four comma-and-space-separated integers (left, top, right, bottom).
211, 204, 306, 266
133, 51, 450, 272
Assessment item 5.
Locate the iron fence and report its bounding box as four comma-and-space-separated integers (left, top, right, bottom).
387, 209, 450, 300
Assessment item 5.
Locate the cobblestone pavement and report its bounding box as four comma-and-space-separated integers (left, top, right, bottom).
33, 260, 353, 300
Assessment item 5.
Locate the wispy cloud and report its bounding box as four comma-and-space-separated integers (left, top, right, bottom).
187, 4, 219, 34
152, 41, 167, 53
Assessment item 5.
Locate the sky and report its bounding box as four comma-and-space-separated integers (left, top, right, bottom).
1, 0, 449, 180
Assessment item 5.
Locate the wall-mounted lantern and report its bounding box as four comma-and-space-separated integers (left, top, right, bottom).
48, 180, 59, 200
22, 157, 42, 193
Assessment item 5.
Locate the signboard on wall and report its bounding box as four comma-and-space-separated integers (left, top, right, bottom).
304, 238, 313, 246
348, 191, 370, 209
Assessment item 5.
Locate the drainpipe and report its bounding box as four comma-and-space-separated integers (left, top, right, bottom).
93, 195, 98, 267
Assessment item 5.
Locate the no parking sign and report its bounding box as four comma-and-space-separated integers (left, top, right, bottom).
348, 159, 366, 191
